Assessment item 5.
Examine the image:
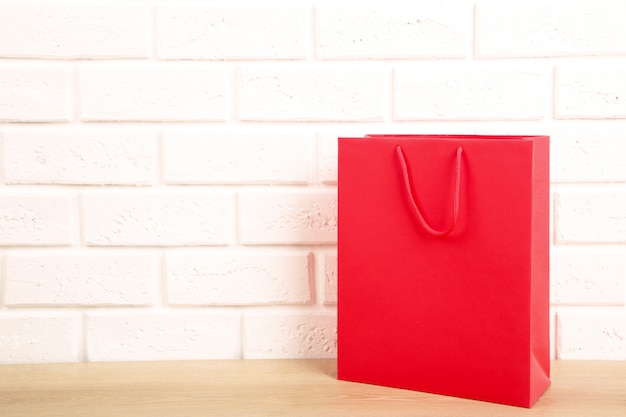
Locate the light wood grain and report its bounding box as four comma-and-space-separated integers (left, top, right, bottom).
1, 360, 625, 417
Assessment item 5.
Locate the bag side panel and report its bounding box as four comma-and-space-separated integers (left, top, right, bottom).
529, 136, 551, 406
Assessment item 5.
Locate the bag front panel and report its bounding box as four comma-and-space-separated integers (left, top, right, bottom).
338, 136, 542, 406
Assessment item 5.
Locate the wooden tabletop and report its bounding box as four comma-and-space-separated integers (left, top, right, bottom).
1, 359, 625, 417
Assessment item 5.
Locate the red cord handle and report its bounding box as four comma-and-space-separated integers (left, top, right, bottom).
395, 145, 464, 237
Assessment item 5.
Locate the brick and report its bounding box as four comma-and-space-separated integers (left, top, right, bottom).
5, 251, 157, 306
79, 65, 228, 121
0, 2, 149, 59
166, 250, 313, 306
557, 309, 626, 360
323, 252, 337, 305
476, 2, 626, 58
163, 131, 312, 185
0, 314, 79, 364
551, 126, 626, 183
394, 66, 546, 120
550, 308, 557, 360
243, 311, 336, 359
555, 66, 626, 119
0, 66, 72, 122
316, 4, 469, 59
555, 190, 626, 243
551, 247, 626, 306
86, 311, 241, 361
317, 134, 338, 184
82, 190, 235, 246
238, 191, 337, 245
0, 194, 73, 246
157, 3, 307, 59
2, 128, 156, 185
237, 67, 386, 121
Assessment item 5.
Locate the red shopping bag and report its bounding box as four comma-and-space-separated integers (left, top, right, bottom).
337, 135, 550, 408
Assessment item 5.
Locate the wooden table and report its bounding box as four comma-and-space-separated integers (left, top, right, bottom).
1, 360, 625, 416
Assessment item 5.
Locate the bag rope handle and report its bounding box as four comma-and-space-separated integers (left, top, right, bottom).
395, 145, 464, 237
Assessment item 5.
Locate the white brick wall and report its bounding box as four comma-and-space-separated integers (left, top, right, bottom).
322, 252, 338, 305
82, 190, 236, 246
475, 2, 626, 58
238, 190, 337, 245
0, 194, 74, 246
0, 2, 151, 59
0, 313, 80, 363
79, 65, 229, 121
0, 66, 73, 122
316, 4, 471, 59
162, 130, 312, 185
1, 0, 625, 364
317, 134, 339, 184
237, 67, 386, 121
5, 250, 158, 306
556, 309, 626, 360
2, 128, 156, 185
165, 250, 313, 305
550, 125, 626, 183
157, 3, 308, 60
86, 310, 241, 361
394, 66, 547, 120
555, 189, 626, 244
551, 247, 626, 306
555, 66, 626, 119
243, 310, 337, 359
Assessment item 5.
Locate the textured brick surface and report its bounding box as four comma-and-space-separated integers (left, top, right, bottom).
550, 126, 626, 183
0, 2, 150, 58
0, 314, 80, 364
317, 134, 338, 184
316, 4, 469, 59
557, 309, 626, 359
2, 128, 156, 185
0, 194, 73, 246
394, 66, 546, 120
476, 2, 626, 58
555, 190, 626, 244
5, 251, 157, 306
555, 66, 626, 119
79, 65, 228, 121
86, 311, 241, 361
322, 252, 337, 305
551, 247, 626, 306
82, 191, 235, 246
158, 3, 308, 59
163, 131, 312, 184
238, 191, 337, 245
243, 311, 337, 359
0, 66, 72, 122
238, 67, 386, 121
166, 250, 313, 305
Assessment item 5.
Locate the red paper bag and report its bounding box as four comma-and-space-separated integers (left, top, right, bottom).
337, 135, 550, 408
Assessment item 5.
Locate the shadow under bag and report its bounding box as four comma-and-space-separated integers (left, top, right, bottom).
337, 135, 550, 408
